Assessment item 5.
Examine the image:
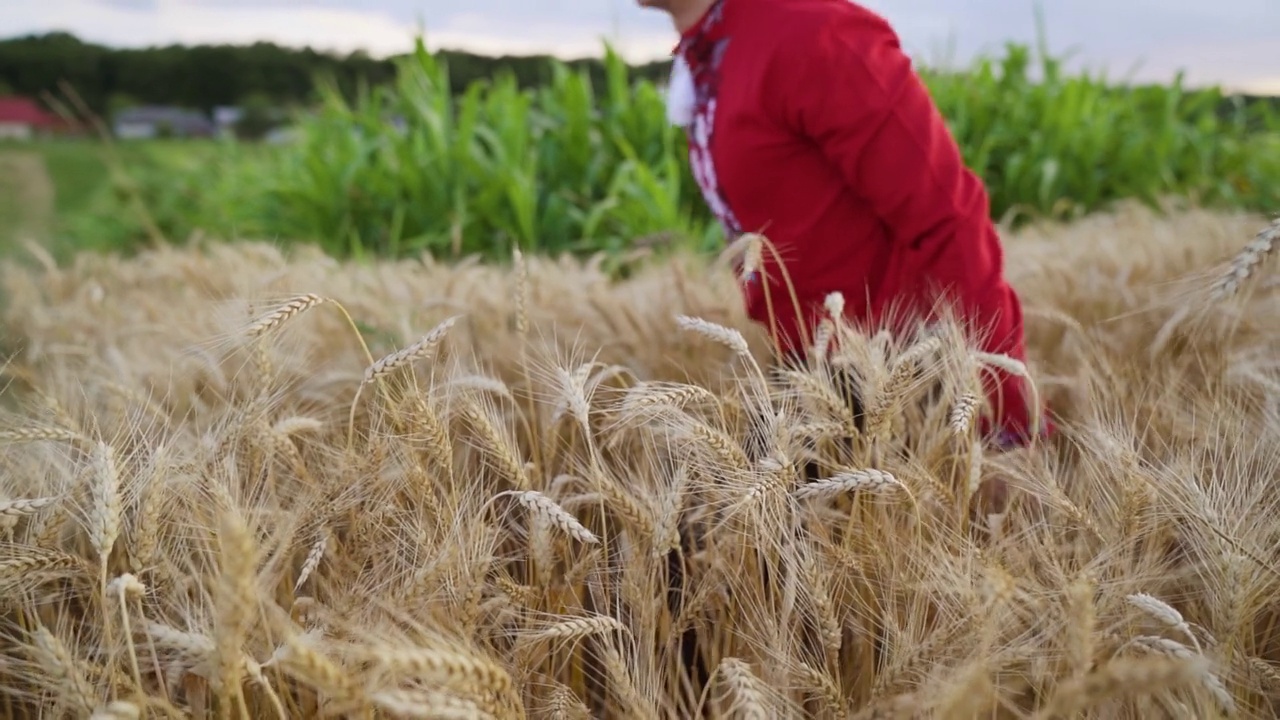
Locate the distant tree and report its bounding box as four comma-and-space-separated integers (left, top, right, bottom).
0, 31, 682, 116
107, 93, 136, 117
21, 29, 1272, 127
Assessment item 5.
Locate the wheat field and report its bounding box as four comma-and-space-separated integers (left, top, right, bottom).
1, 204, 1278, 719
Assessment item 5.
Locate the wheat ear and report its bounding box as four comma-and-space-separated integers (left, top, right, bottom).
0, 426, 87, 444
494, 490, 599, 545
675, 315, 768, 386
1209, 215, 1279, 301
213, 509, 259, 711
1151, 217, 1278, 356
973, 351, 1043, 439
1126, 593, 1201, 652
0, 496, 59, 519
245, 293, 327, 337
31, 625, 97, 715
347, 314, 462, 447
1034, 655, 1208, 719
716, 658, 772, 720
794, 469, 905, 502
90, 701, 140, 720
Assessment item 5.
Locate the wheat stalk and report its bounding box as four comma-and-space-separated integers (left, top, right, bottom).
1126, 636, 1234, 714
1033, 655, 1208, 719
363, 315, 462, 384
674, 313, 769, 387
716, 658, 772, 720
1065, 574, 1096, 680
246, 293, 327, 337
370, 689, 495, 719
1126, 593, 1201, 652
795, 663, 846, 720
213, 509, 259, 705
578, 468, 654, 537
88, 441, 121, 561
0, 548, 88, 582
0, 426, 85, 443
346, 314, 463, 446
141, 620, 216, 662
949, 392, 979, 436
676, 314, 751, 355
972, 351, 1044, 439
89, 701, 140, 720
1209, 216, 1279, 301
458, 400, 530, 488
104, 573, 147, 696
794, 469, 904, 501
130, 481, 164, 576
1249, 657, 1280, 689
504, 490, 598, 545
0, 496, 59, 518
780, 370, 858, 428
273, 416, 324, 437
31, 625, 97, 715
600, 644, 659, 719
276, 634, 368, 712
619, 384, 717, 420
294, 527, 330, 594
530, 615, 628, 644
547, 683, 592, 720
362, 646, 518, 713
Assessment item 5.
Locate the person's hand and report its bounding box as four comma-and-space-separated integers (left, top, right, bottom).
992, 414, 1054, 452
973, 431, 1050, 540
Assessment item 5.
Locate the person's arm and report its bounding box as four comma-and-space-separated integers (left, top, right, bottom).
770, 7, 1041, 443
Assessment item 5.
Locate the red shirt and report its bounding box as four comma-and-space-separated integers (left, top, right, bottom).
675, 0, 1047, 445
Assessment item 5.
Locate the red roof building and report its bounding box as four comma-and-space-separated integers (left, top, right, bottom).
0, 96, 73, 139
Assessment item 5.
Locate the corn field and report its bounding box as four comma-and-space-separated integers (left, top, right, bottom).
67, 39, 1280, 261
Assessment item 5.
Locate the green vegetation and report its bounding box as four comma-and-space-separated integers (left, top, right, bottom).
5, 36, 1278, 263
214, 45, 712, 260
0, 140, 228, 253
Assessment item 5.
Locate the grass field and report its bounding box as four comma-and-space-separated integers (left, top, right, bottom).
1, 203, 1278, 718
0, 149, 54, 247
0, 139, 236, 258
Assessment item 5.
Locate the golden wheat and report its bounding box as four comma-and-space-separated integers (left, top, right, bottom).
0, 205, 1278, 718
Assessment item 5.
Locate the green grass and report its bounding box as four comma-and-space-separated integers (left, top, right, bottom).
0, 139, 223, 256
4, 139, 196, 212
37, 141, 118, 217
10, 37, 1280, 264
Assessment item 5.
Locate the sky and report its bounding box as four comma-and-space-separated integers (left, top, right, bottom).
2, 0, 1277, 94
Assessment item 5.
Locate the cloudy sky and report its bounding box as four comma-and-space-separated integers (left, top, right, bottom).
3, 0, 1277, 94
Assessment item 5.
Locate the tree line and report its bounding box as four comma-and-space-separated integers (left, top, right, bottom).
0, 32, 672, 119
1, 31, 1274, 125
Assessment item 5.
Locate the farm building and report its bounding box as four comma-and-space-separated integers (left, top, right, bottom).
112, 106, 215, 139
0, 95, 66, 140
212, 106, 244, 138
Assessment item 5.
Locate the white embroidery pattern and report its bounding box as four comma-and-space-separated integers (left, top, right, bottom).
689, 97, 741, 238
674, 0, 752, 286
666, 55, 695, 127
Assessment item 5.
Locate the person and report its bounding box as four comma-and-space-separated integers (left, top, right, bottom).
639, 0, 1053, 451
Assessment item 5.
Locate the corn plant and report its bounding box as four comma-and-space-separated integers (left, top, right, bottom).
58, 37, 1280, 261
